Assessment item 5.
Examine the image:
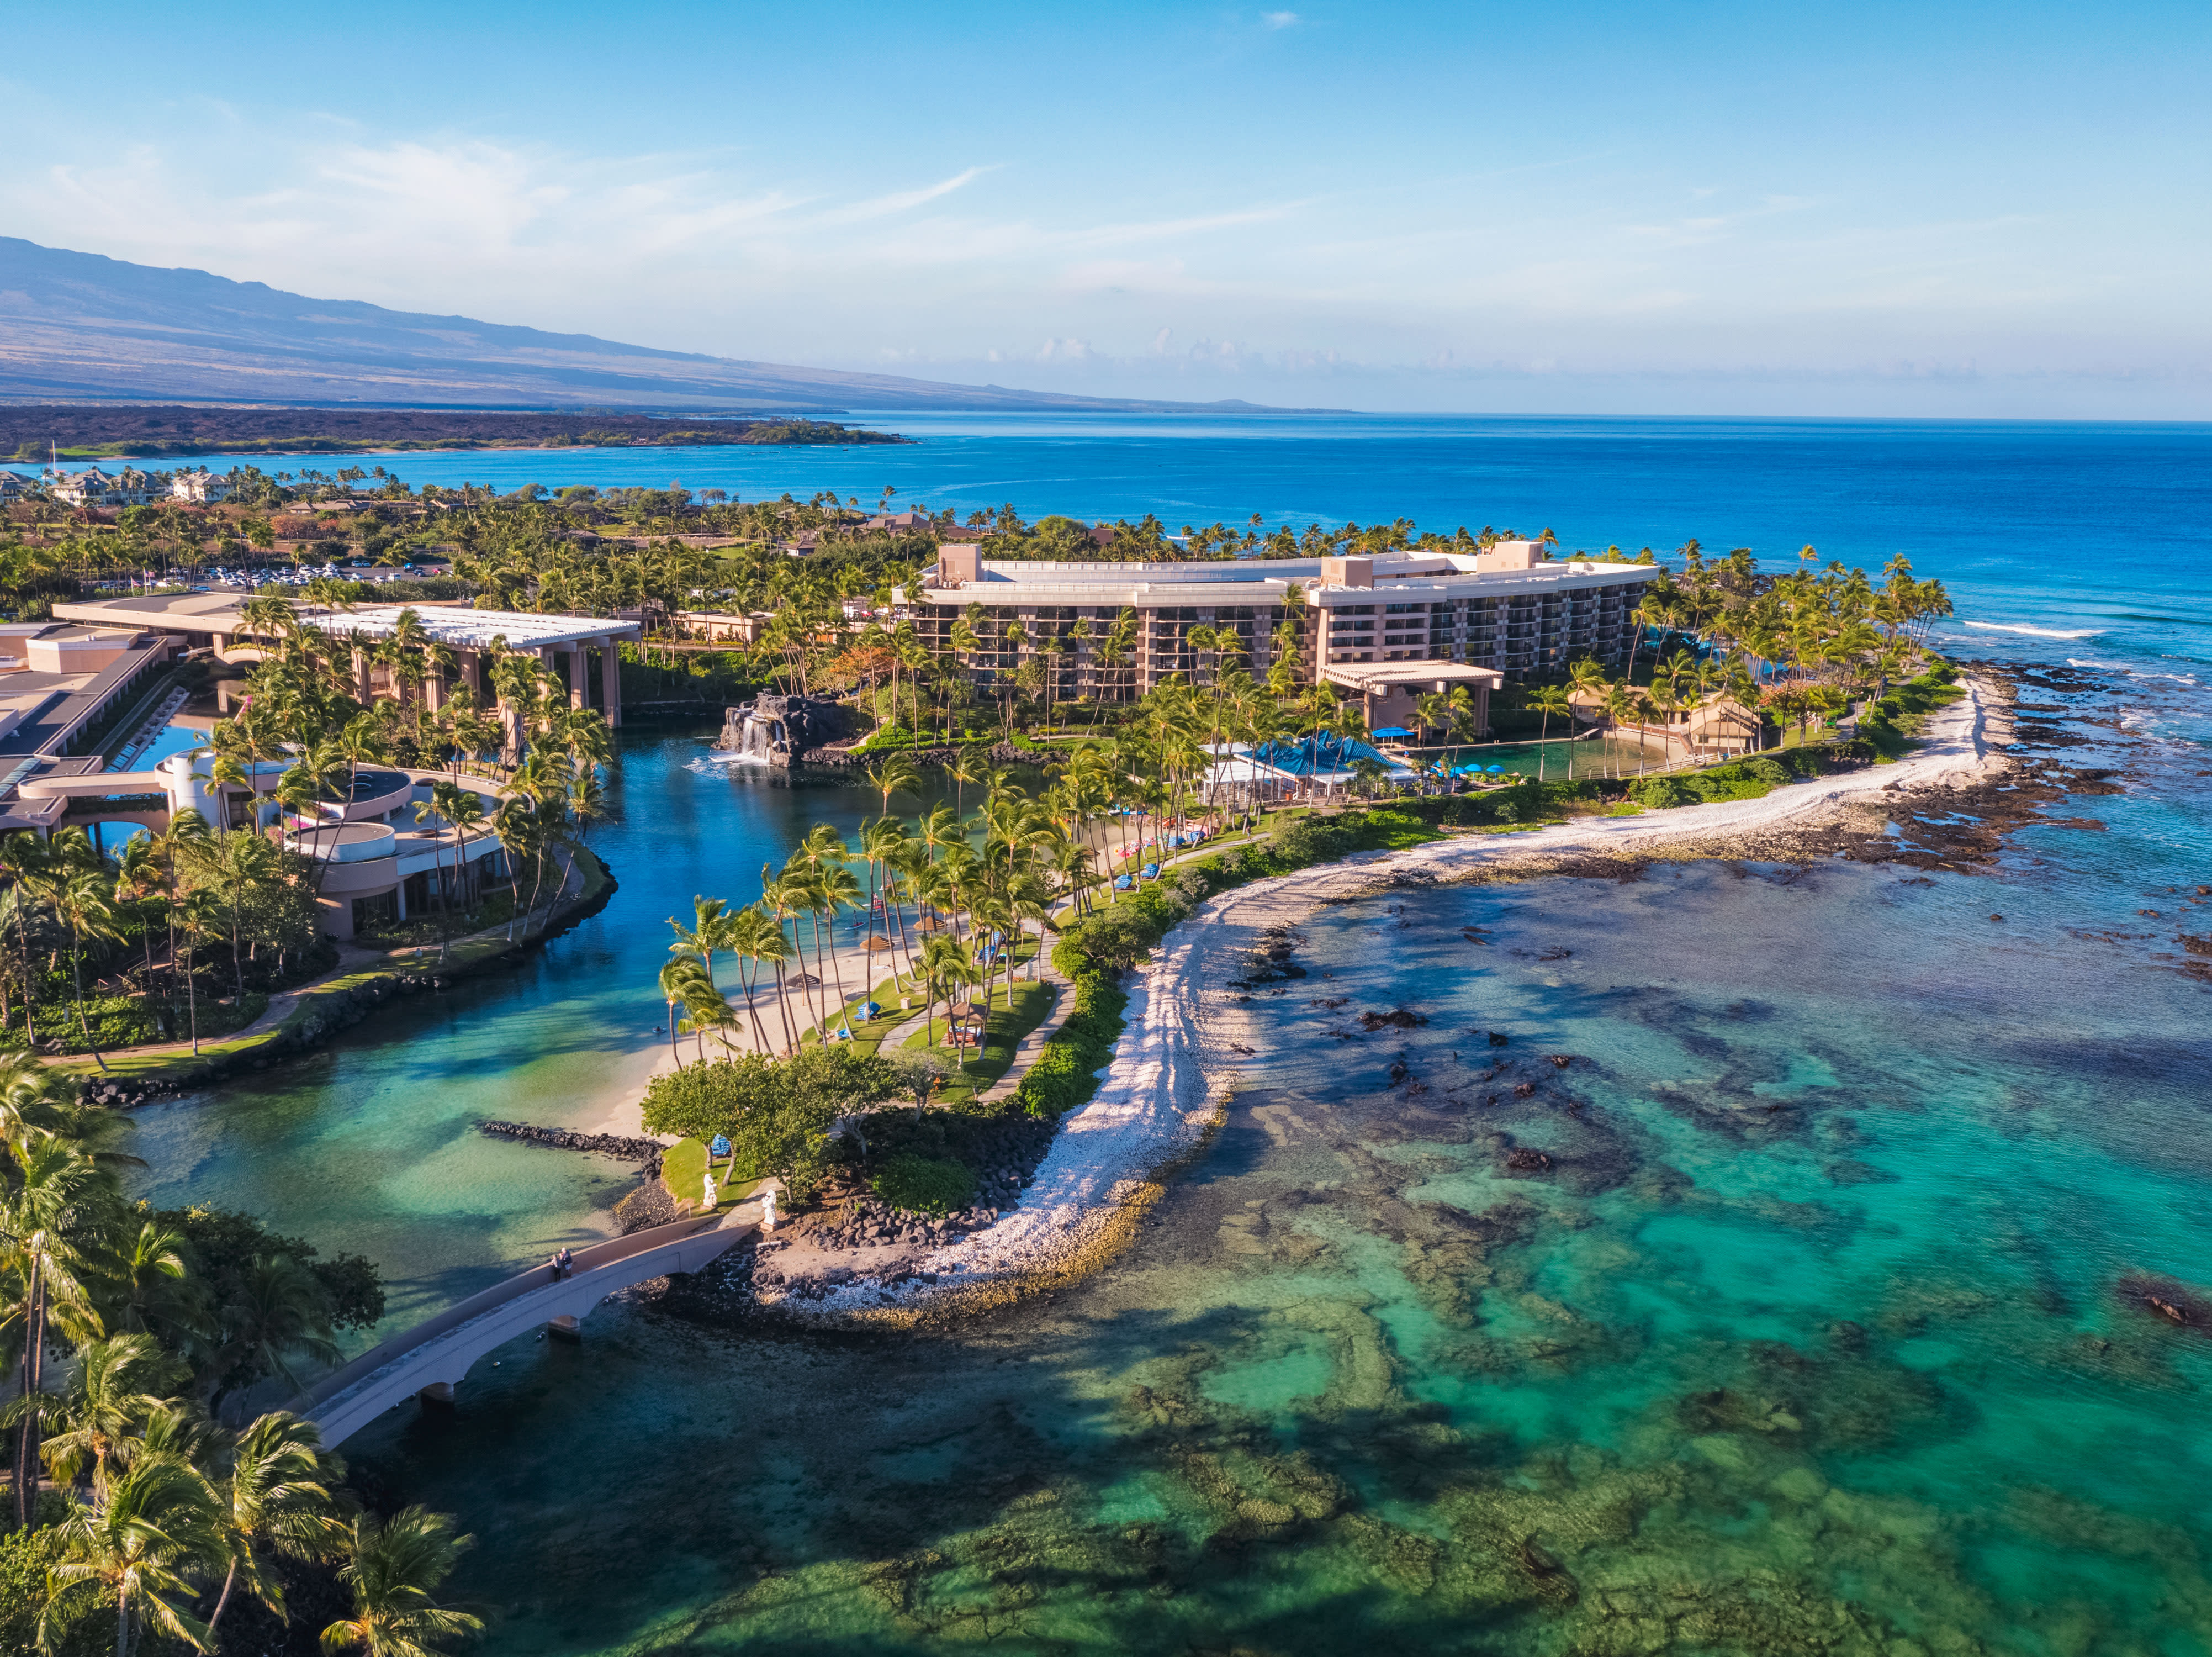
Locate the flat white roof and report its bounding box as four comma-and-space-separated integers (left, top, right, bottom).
918, 561, 1648, 609
311, 606, 639, 648
52, 592, 637, 650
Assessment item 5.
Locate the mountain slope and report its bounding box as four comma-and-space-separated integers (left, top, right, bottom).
0, 238, 1278, 413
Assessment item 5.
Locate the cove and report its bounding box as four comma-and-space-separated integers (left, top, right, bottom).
124, 719, 957, 1331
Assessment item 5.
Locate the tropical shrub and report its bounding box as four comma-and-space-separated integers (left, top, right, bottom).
1011, 972, 1129, 1118
871, 1152, 976, 1216
642, 1046, 902, 1199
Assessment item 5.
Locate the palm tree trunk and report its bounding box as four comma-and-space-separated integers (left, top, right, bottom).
15, 1265, 44, 1529
824, 915, 847, 1035
70, 922, 107, 1072
208, 1559, 240, 1633
16, 905, 34, 1043
772, 960, 798, 1054
739, 964, 768, 1052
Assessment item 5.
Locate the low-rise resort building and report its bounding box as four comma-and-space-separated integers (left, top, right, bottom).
915, 540, 1652, 736
0, 592, 642, 941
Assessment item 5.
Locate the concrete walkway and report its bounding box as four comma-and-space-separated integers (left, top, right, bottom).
291, 1207, 753, 1444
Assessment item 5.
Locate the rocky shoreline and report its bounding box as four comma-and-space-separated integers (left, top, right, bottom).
797, 739, 1044, 771
477, 1119, 665, 1171
81, 970, 454, 1108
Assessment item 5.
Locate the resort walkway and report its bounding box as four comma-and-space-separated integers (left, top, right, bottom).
290, 1206, 756, 1445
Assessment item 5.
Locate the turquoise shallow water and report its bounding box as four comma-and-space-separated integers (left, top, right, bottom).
126, 725, 956, 1329
117, 416, 2212, 1650
313, 659, 2212, 1656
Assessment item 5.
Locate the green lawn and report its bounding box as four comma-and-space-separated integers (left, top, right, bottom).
660, 1138, 768, 1209
899, 977, 1057, 1107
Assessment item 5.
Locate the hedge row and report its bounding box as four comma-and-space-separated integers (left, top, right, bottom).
1009, 970, 1128, 1118
1621, 743, 1862, 809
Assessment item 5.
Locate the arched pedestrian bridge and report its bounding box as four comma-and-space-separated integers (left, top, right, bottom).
290, 1209, 754, 1447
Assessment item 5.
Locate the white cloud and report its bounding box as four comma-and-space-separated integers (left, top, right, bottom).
1262, 11, 1300, 28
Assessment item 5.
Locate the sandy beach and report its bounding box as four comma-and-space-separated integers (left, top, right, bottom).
765, 675, 2004, 1319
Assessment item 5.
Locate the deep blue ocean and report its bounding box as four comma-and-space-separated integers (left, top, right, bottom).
176, 411, 2212, 691
140, 414, 2212, 1654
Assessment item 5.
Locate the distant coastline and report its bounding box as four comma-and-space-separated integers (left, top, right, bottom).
2, 404, 906, 462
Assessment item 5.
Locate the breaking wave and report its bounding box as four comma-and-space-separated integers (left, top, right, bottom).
1961, 620, 2104, 640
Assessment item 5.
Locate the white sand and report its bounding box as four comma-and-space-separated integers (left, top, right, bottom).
794, 677, 2001, 1315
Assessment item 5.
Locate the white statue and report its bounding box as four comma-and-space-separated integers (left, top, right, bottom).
761, 1187, 778, 1232
702, 1171, 718, 1211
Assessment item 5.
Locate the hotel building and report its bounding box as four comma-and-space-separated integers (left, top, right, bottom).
912, 541, 1653, 735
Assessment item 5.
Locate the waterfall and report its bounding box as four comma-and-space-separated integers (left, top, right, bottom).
705, 703, 781, 768
738, 713, 778, 764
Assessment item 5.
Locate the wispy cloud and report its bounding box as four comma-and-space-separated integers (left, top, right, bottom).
1261, 10, 1300, 27
811, 166, 993, 226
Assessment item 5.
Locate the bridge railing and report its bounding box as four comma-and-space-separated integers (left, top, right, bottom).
287, 1210, 732, 1417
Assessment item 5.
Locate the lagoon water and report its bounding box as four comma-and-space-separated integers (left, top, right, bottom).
131, 415, 2212, 1651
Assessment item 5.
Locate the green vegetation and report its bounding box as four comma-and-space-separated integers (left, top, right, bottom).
900, 978, 1055, 1107
642, 1046, 902, 1201
0, 1053, 481, 1657
1856, 662, 1965, 758
870, 1152, 976, 1216
1620, 745, 1858, 808
1009, 973, 1130, 1120
0, 818, 325, 1063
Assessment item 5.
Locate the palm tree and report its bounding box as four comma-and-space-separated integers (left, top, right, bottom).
112, 1220, 199, 1353
44, 857, 123, 1071
657, 959, 702, 1066
1527, 685, 1571, 782
320, 1506, 484, 1657
1601, 682, 1642, 778
0, 830, 50, 1044
917, 932, 970, 1052
813, 859, 863, 1035
943, 748, 981, 822
489, 798, 543, 943
206, 1409, 349, 1634
172, 889, 221, 1056
757, 864, 812, 1049
40, 1333, 181, 1496
721, 905, 789, 1053
43, 1456, 225, 1657
210, 1254, 343, 1411
665, 896, 731, 995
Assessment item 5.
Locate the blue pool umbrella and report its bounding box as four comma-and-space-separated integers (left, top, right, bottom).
1487, 764, 1504, 774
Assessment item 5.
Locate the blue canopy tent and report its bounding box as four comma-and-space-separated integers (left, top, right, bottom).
1251, 731, 1407, 778
1370, 727, 1415, 741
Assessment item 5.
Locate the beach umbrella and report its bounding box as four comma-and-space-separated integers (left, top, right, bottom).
786, 971, 822, 987
861, 934, 895, 953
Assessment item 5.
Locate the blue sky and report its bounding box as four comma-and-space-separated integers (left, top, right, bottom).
3, 0, 2206, 416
